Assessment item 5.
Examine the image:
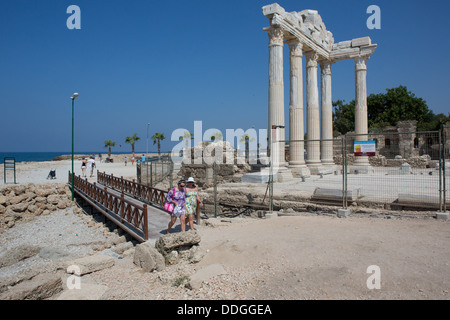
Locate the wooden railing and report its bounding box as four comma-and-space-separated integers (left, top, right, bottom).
97, 171, 169, 208
69, 172, 148, 242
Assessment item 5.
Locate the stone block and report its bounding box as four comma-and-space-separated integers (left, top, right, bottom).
352, 36, 372, 47
436, 211, 449, 221
398, 193, 439, 208
264, 211, 278, 219
312, 187, 360, 202
241, 171, 276, 184
0, 273, 63, 300
66, 254, 115, 276
337, 208, 352, 218
262, 3, 286, 17
155, 231, 201, 254
133, 241, 165, 272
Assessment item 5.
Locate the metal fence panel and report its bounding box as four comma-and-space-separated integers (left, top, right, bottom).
344, 131, 442, 210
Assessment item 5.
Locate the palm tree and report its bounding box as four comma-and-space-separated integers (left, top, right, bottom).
240, 134, 255, 162
210, 131, 223, 142
152, 132, 165, 156
104, 140, 116, 158
179, 131, 193, 150
125, 133, 140, 158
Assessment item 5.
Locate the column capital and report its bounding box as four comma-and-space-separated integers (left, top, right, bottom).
319, 60, 334, 76
288, 41, 303, 57
267, 26, 284, 46
305, 51, 319, 68
354, 55, 370, 71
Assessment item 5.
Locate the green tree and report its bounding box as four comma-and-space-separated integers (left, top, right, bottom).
332, 99, 355, 136
179, 131, 193, 154
332, 85, 437, 135
125, 133, 140, 158
104, 140, 116, 158
152, 132, 165, 156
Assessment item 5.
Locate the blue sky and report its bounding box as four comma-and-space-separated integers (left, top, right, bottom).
1, 0, 449, 153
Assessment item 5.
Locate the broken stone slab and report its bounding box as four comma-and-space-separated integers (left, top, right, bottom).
0, 244, 42, 269
110, 241, 134, 255
0, 272, 63, 300
312, 187, 360, 202
155, 231, 201, 255
133, 241, 165, 272
185, 264, 227, 290
241, 171, 276, 184
397, 193, 439, 207
65, 254, 115, 276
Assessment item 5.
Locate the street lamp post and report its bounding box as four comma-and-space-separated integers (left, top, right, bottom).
146, 123, 150, 157
70, 93, 79, 201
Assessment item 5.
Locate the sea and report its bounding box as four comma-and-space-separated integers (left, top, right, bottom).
0, 152, 107, 164
0, 151, 170, 164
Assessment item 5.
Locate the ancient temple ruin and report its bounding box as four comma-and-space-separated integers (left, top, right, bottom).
263, 3, 377, 175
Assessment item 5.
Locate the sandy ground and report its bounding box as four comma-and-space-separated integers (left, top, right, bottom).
81, 213, 449, 300
0, 158, 139, 186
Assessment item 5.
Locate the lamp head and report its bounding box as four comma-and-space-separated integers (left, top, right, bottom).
71, 93, 79, 100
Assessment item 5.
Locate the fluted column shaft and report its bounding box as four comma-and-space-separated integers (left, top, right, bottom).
267, 27, 286, 168
288, 41, 306, 167
320, 60, 334, 165
354, 55, 370, 165
305, 51, 321, 167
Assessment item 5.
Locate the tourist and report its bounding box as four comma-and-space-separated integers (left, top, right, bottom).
185, 177, 203, 230
88, 156, 96, 177
166, 179, 187, 233
131, 156, 135, 165
141, 153, 146, 164
124, 156, 127, 166
81, 158, 87, 178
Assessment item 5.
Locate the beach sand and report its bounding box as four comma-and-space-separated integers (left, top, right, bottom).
0, 153, 155, 186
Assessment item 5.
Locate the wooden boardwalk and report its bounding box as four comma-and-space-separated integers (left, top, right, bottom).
69, 172, 173, 242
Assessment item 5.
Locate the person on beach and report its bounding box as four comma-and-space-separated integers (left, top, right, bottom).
166, 179, 187, 233
131, 156, 135, 165
185, 177, 203, 230
81, 158, 87, 178
88, 156, 96, 177
124, 156, 127, 166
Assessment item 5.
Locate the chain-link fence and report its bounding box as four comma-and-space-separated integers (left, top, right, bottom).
161, 128, 449, 218
137, 156, 174, 188
443, 125, 449, 211
342, 131, 443, 210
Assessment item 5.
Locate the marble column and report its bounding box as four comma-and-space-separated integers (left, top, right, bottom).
267, 26, 286, 168
320, 60, 334, 166
288, 41, 309, 176
353, 55, 371, 167
305, 51, 322, 171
